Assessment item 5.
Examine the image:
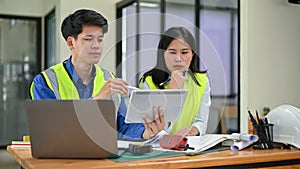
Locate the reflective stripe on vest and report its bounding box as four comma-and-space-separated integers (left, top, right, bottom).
40, 62, 115, 100
141, 73, 207, 134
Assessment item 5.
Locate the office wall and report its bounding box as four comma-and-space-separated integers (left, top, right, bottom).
0, 0, 52, 16
240, 0, 300, 132
1, 0, 300, 133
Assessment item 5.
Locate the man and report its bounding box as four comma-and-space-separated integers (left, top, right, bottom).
30, 9, 164, 140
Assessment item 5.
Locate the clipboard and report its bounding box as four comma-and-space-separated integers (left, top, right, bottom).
125, 89, 188, 123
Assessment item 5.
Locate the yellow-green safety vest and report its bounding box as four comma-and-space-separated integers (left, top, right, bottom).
30, 62, 117, 100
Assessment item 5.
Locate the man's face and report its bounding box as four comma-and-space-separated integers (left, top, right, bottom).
69, 25, 104, 65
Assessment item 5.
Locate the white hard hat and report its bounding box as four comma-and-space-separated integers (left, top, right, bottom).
265, 104, 300, 148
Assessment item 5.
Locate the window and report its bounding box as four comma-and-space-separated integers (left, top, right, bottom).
45, 9, 56, 69
116, 0, 239, 134
0, 15, 41, 145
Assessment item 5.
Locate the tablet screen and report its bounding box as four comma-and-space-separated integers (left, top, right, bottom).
125, 89, 188, 123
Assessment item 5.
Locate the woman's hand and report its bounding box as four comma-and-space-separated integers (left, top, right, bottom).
142, 106, 165, 139
168, 70, 186, 89
93, 78, 130, 99
175, 126, 199, 137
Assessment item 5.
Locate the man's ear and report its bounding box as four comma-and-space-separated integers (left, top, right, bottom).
67, 36, 74, 49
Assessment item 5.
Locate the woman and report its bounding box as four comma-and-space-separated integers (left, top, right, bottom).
139, 27, 211, 136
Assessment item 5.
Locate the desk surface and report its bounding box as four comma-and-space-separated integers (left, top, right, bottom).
7, 146, 300, 169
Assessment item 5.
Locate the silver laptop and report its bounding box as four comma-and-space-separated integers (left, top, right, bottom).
25, 99, 118, 159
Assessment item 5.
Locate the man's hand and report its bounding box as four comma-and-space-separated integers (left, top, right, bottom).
93, 78, 129, 99
142, 106, 165, 139
175, 126, 199, 137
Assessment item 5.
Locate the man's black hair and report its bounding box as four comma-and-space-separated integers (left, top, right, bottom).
61, 9, 108, 40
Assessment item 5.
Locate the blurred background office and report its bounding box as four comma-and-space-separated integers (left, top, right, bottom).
0, 0, 300, 149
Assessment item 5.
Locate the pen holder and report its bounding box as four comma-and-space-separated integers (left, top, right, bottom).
252, 123, 274, 149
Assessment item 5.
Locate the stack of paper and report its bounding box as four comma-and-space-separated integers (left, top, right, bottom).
11, 141, 31, 148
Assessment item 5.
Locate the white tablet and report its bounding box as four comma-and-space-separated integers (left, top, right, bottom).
125, 89, 188, 123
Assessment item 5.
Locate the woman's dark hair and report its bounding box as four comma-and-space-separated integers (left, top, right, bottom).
61, 9, 108, 40
141, 27, 206, 89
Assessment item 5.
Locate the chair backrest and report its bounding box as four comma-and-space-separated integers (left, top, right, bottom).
219, 105, 238, 134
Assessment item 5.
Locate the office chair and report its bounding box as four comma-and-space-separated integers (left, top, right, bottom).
219, 104, 238, 134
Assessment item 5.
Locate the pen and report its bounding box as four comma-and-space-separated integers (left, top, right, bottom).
248, 109, 266, 147
248, 109, 257, 125
127, 86, 140, 97
256, 110, 270, 148
159, 77, 171, 87
255, 110, 260, 123
159, 69, 189, 87
249, 109, 267, 148
264, 117, 273, 148
127, 86, 140, 91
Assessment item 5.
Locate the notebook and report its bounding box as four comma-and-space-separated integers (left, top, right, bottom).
125, 89, 188, 123
25, 99, 118, 159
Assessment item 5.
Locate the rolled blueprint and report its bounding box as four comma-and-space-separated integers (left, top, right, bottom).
231, 141, 253, 151
229, 133, 258, 142
229, 133, 259, 151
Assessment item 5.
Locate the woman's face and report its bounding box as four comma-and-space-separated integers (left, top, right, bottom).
164, 37, 194, 72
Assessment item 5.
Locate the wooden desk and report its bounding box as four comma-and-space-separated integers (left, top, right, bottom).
7, 146, 300, 169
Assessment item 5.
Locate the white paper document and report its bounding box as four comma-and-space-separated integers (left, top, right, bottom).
150, 133, 258, 155
152, 134, 230, 155
117, 133, 258, 155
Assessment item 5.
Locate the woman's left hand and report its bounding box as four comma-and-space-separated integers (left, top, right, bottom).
175, 126, 199, 137
168, 70, 185, 89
